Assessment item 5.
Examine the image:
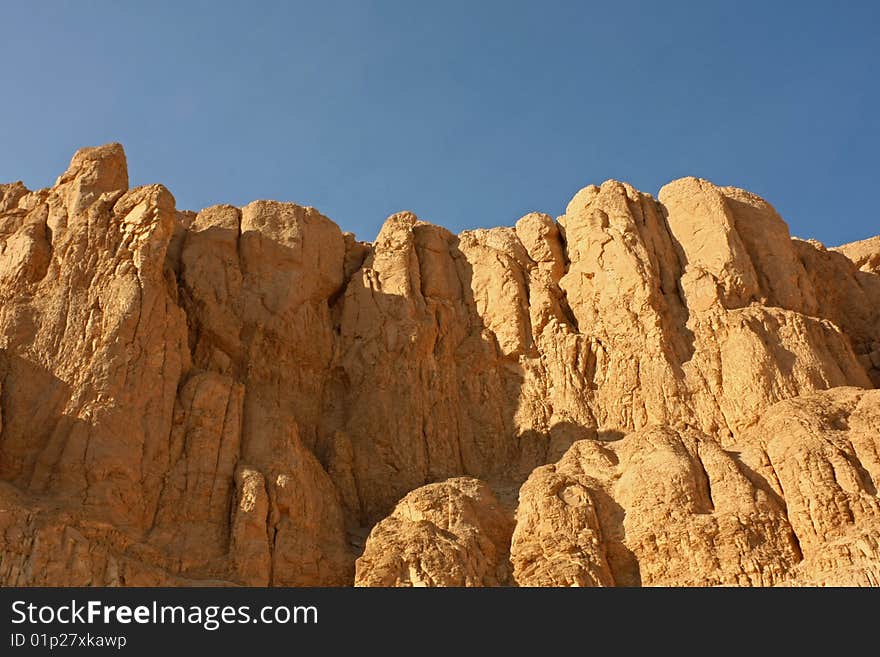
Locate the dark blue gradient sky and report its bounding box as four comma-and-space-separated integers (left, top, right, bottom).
2, 1, 877, 245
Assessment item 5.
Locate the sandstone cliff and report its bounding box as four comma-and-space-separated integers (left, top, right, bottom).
0, 144, 877, 586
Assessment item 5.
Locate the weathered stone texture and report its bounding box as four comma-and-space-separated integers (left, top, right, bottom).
1, 145, 878, 586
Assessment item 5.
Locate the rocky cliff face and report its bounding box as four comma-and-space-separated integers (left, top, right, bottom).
0, 144, 878, 586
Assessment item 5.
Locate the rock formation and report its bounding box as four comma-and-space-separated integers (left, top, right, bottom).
0, 143, 877, 586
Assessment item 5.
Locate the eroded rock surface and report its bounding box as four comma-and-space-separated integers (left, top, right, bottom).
354, 477, 513, 587
0, 144, 878, 586
510, 388, 880, 587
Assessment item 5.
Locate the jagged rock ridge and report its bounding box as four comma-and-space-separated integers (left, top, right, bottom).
0, 144, 878, 586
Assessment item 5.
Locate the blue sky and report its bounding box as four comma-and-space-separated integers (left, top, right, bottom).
1, 1, 877, 245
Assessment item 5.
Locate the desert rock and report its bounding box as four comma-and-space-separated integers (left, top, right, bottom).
354, 477, 513, 586
0, 144, 878, 586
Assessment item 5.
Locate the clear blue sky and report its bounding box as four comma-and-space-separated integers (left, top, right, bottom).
1, 1, 877, 245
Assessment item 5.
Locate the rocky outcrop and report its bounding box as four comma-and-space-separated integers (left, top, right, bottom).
743, 388, 880, 586
509, 387, 880, 587
0, 143, 878, 586
511, 425, 801, 586
834, 235, 880, 275
354, 477, 513, 587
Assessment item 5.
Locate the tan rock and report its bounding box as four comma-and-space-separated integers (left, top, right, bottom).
0, 143, 878, 586
354, 478, 513, 586
512, 388, 880, 587
834, 235, 880, 274
512, 426, 800, 586
795, 238, 880, 386
511, 458, 615, 587
741, 388, 880, 585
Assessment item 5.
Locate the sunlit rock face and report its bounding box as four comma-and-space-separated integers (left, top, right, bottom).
0, 144, 878, 586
